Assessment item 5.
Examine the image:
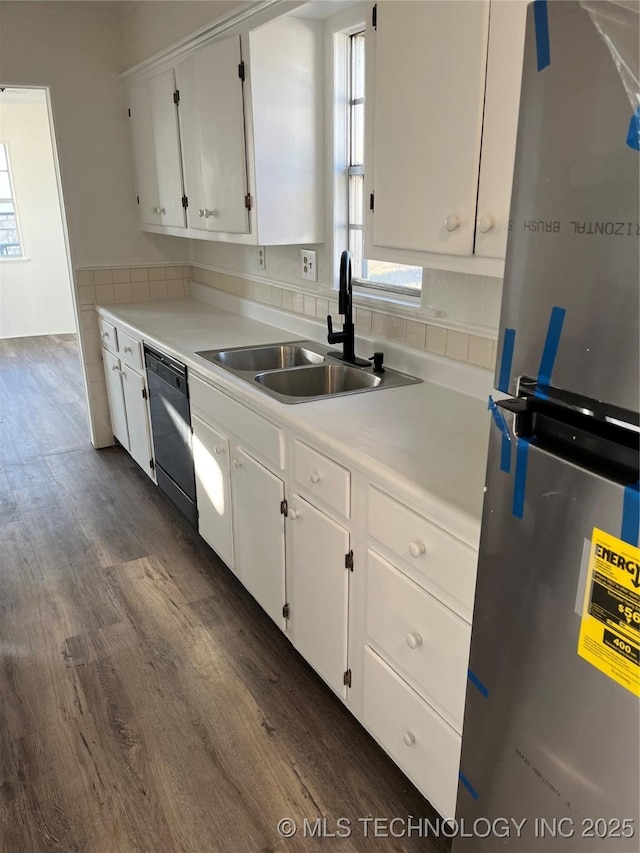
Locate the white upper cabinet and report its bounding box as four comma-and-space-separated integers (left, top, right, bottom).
177, 36, 250, 235
128, 70, 185, 229
368, 1, 490, 259
365, 0, 527, 275
474, 0, 528, 259
125, 16, 323, 246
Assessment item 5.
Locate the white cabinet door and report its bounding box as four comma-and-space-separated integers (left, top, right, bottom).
474, 0, 528, 259
368, 1, 489, 258
176, 35, 249, 235
148, 70, 185, 229
102, 349, 129, 450
231, 447, 285, 627
120, 365, 154, 480
128, 80, 161, 227
290, 496, 350, 699
192, 414, 234, 570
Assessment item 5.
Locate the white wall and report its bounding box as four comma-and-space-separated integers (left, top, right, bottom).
0, 94, 76, 338
122, 1, 248, 70
0, 1, 188, 268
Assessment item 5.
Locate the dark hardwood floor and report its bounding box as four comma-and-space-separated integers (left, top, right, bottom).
0, 335, 447, 852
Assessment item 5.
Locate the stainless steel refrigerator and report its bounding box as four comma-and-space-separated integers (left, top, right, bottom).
454, 2, 639, 850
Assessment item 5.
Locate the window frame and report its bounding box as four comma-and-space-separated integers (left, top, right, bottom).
342, 22, 422, 302
0, 142, 25, 261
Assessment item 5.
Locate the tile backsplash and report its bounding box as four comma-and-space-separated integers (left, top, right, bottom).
188, 265, 497, 371
76, 264, 190, 448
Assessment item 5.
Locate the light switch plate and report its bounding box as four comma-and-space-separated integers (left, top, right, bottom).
257, 246, 266, 272
301, 249, 317, 282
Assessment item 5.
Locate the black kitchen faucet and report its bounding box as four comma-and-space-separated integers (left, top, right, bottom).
326, 250, 371, 366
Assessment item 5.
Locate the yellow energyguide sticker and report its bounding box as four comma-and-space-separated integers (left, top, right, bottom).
578, 528, 640, 697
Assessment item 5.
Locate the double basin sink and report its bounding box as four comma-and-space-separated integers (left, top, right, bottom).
195, 340, 421, 404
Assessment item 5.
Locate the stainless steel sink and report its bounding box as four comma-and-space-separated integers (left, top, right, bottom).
195, 339, 421, 403
198, 343, 324, 372
255, 363, 382, 399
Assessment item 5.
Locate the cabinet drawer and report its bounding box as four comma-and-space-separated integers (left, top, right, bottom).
367, 550, 470, 732
368, 486, 477, 616
98, 318, 118, 353
190, 374, 284, 470
363, 646, 460, 820
118, 329, 143, 371
294, 440, 350, 519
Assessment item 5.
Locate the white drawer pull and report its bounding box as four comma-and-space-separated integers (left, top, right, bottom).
309, 471, 321, 484
214, 445, 224, 455
232, 459, 242, 469
111, 363, 120, 372
123, 346, 132, 353
408, 540, 426, 558
289, 508, 301, 520
406, 632, 422, 650
403, 731, 416, 747
477, 214, 495, 233
102, 331, 109, 338
444, 214, 460, 232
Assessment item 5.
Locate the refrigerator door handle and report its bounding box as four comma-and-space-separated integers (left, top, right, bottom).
496, 396, 639, 484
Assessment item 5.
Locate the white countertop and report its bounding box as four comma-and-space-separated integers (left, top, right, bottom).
97, 297, 490, 548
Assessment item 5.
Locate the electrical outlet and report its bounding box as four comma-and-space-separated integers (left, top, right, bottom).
257, 246, 266, 272
301, 249, 317, 282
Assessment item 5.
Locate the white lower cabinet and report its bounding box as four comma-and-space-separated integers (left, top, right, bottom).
363, 646, 461, 821
120, 365, 154, 476
231, 446, 286, 629
289, 495, 350, 699
192, 414, 234, 570
186, 373, 477, 820
102, 349, 129, 450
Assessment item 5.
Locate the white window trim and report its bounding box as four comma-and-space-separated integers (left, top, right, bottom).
327, 5, 422, 308
0, 142, 26, 261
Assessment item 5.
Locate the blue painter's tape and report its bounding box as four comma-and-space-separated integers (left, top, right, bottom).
537, 306, 566, 389
498, 328, 516, 394
621, 482, 640, 546
488, 396, 512, 474
534, 0, 551, 71
459, 771, 479, 801
627, 108, 640, 151
468, 668, 489, 699
513, 438, 530, 520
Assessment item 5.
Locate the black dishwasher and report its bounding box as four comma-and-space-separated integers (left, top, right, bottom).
144, 345, 197, 527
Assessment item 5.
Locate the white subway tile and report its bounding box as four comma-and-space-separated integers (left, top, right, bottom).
445, 330, 470, 362
75, 269, 94, 287
77, 285, 96, 305
150, 280, 168, 300
355, 307, 372, 334
282, 290, 293, 311
292, 292, 304, 314
167, 279, 184, 299
165, 266, 183, 279
131, 281, 150, 302
112, 268, 131, 284
425, 324, 447, 354
114, 283, 133, 303
130, 267, 149, 282
304, 295, 316, 317
148, 266, 167, 281
270, 288, 283, 308
388, 315, 407, 342
405, 320, 426, 350
95, 284, 115, 304
467, 335, 494, 368
93, 269, 113, 286
315, 298, 329, 320
371, 311, 389, 338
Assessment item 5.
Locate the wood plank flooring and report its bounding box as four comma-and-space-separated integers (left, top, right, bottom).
0, 335, 448, 852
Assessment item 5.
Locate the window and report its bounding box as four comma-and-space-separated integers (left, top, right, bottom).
347, 32, 421, 297
0, 144, 23, 258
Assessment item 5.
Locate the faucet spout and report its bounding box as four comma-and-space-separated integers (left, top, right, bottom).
326, 250, 369, 366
